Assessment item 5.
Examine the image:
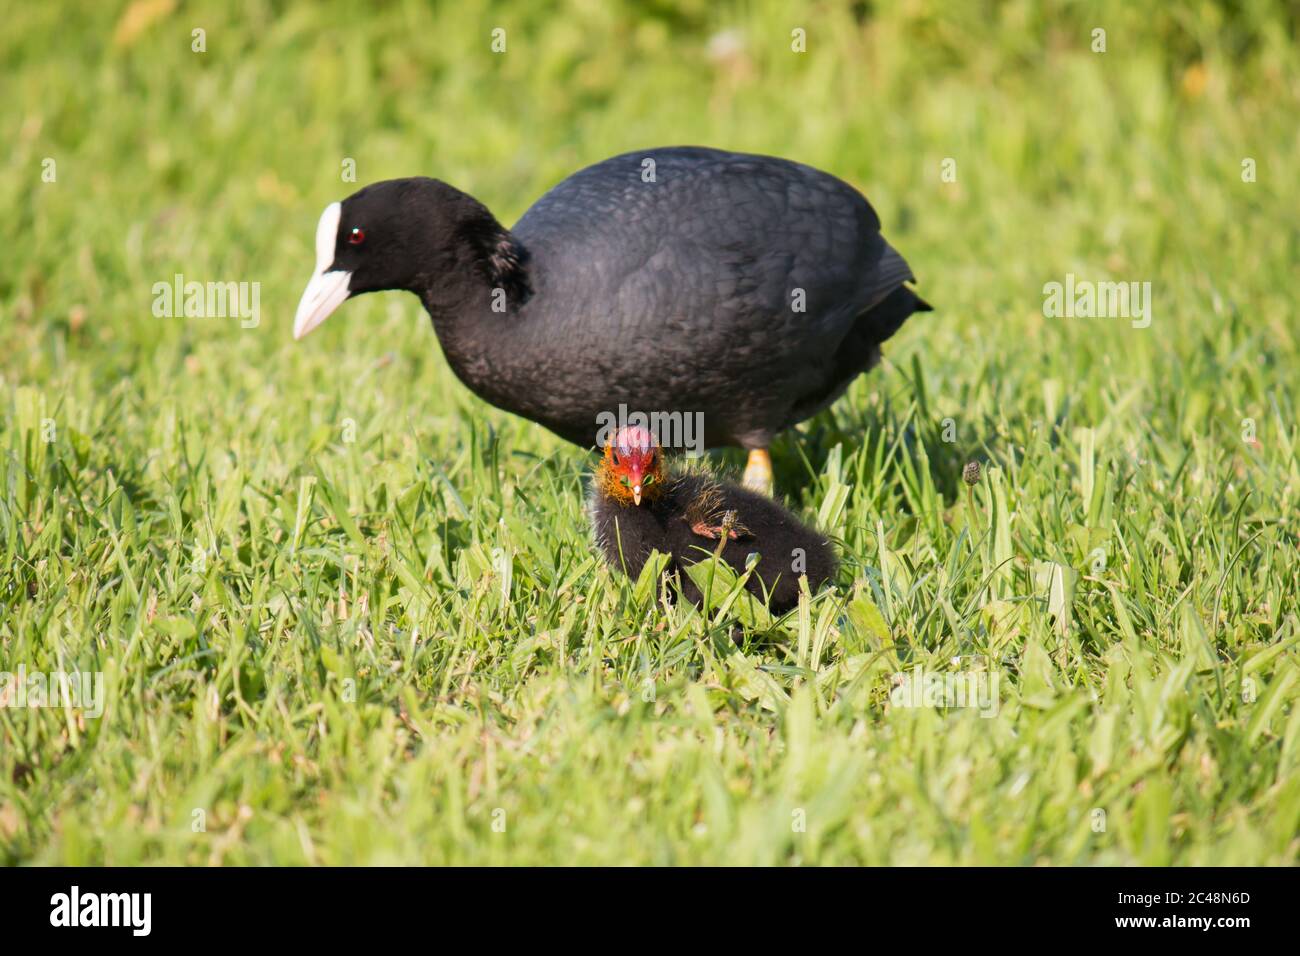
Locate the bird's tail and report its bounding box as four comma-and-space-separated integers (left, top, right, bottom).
874, 242, 917, 292
872, 242, 933, 324
864, 283, 931, 344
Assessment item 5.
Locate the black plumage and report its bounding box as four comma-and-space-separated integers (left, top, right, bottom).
589, 471, 837, 614
296, 147, 930, 455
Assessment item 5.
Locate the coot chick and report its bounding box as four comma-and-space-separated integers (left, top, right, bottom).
295, 146, 931, 493
589, 426, 836, 613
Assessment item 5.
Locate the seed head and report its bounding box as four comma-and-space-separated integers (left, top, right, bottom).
962, 461, 981, 487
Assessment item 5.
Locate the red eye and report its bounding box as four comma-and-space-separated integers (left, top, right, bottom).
348, 227, 365, 245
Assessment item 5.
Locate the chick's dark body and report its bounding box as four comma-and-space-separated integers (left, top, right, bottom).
423, 147, 929, 450
589, 472, 837, 613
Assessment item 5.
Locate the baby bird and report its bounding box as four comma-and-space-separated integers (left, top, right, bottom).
589, 426, 837, 613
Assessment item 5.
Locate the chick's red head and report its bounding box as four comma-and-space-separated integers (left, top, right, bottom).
599, 425, 666, 506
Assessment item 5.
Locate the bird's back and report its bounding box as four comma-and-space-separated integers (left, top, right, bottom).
515, 147, 892, 334
503, 147, 926, 447
663, 474, 836, 611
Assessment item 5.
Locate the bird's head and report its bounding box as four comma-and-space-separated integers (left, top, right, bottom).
597, 425, 667, 507
293, 178, 527, 340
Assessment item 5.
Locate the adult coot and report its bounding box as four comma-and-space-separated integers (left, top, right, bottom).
589, 426, 837, 613
294, 147, 930, 491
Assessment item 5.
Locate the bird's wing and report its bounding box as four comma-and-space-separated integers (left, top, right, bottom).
680, 477, 751, 540
514, 147, 907, 342
680, 477, 724, 531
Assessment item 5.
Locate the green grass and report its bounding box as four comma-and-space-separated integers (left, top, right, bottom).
2, 0, 1298, 865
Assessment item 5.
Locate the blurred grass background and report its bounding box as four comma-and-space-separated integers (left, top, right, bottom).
1, 0, 1298, 864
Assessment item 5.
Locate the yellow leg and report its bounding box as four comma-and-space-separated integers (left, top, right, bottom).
742, 448, 773, 496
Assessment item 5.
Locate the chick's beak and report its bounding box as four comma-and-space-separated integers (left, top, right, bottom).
626, 466, 646, 505
293, 202, 351, 340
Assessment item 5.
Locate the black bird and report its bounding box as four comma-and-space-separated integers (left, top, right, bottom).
588, 426, 837, 613
294, 146, 930, 492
